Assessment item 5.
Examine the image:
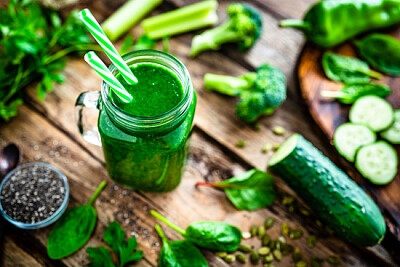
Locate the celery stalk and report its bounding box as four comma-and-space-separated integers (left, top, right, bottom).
102, 0, 162, 41
141, 0, 218, 39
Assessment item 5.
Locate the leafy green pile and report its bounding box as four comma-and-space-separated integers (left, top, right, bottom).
0, 0, 98, 120
87, 222, 143, 267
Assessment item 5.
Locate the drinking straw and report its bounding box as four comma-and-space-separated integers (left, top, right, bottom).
84, 51, 133, 103
79, 9, 138, 84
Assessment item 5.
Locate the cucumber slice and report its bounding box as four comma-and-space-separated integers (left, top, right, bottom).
349, 95, 394, 132
355, 141, 398, 185
333, 123, 376, 162
381, 110, 400, 144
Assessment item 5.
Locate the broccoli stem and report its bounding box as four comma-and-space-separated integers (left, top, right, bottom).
204, 73, 249, 96
279, 19, 311, 31
320, 90, 348, 99
101, 0, 162, 41
150, 210, 186, 236
191, 20, 243, 57
142, 0, 218, 39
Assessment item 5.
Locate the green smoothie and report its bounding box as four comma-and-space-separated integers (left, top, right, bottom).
98, 62, 196, 192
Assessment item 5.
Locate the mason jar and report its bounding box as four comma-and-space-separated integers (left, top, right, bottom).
75, 50, 196, 192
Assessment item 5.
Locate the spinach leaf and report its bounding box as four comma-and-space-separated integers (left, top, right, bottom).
47, 181, 107, 259
322, 52, 382, 83
321, 82, 391, 104
155, 224, 208, 267
87, 247, 115, 267
151, 210, 242, 252
196, 169, 275, 210
355, 33, 400, 75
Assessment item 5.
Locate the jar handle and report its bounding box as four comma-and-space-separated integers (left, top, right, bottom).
75, 91, 102, 147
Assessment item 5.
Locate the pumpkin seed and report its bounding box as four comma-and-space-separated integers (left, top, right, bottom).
307, 235, 317, 247
288, 205, 295, 212
315, 220, 323, 227
277, 236, 286, 244
327, 256, 340, 265
292, 249, 302, 262
273, 249, 282, 261
262, 144, 273, 153
250, 250, 260, 264
235, 140, 247, 148
263, 254, 274, 263
238, 244, 252, 253
311, 257, 324, 267
236, 252, 247, 263
252, 123, 262, 131
273, 143, 280, 150
224, 254, 235, 263
281, 223, 290, 236
215, 251, 227, 258
289, 229, 304, 239
281, 195, 294, 205
258, 225, 266, 238
281, 244, 294, 255
300, 208, 310, 216
258, 247, 271, 256
264, 217, 275, 229
264, 265, 276, 267
250, 225, 258, 236
273, 126, 286, 135
262, 234, 271, 246
268, 240, 276, 249
296, 260, 308, 267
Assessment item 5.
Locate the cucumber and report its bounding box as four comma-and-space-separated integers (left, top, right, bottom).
381, 110, 400, 144
333, 123, 376, 162
355, 141, 398, 185
268, 134, 386, 246
349, 95, 394, 132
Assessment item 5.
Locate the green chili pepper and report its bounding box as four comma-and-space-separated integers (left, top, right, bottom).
279, 0, 400, 48
151, 210, 242, 252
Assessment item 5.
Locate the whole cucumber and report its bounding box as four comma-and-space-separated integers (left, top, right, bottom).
268, 134, 386, 246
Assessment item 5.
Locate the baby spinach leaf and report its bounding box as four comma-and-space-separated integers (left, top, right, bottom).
155, 224, 208, 267
151, 210, 242, 252
87, 246, 116, 267
322, 52, 382, 83
47, 181, 107, 259
355, 33, 400, 75
196, 169, 275, 211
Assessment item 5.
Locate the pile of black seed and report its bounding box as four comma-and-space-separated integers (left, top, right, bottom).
0, 164, 66, 224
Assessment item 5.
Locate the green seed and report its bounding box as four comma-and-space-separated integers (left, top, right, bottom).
258, 247, 271, 256
268, 240, 276, 249
273, 249, 282, 261
273, 143, 280, 150
235, 140, 247, 148
273, 126, 286, 135
250, 225, 258, 237
238, 244, 252, 253
307, 235, 317, 248
242, 231, 251, 239
281, 223, 290, 236
262, 144, 273, 153
224, 254, 235, 263
281, 244, 294, 255
281, 195, 294, 205
311, 257, 324, 267
236, 252, 247, 263
327, 256, 340, 265
315, 220, 323, 227
300, 208, 310, 216
264, 217, 275, 229
288, 205, 295, 212
289, 229, 304, 240
215, 251, 227, 258
292, 249, 302, 262
262, 234, 271, 246
264, 265, 276, 267
250, 250, 260, 264
258, 225, 266, 238
296, 260, 308, 267
263, 254, 274, 263
277, 236, 286, 244
252, 123, 262, 131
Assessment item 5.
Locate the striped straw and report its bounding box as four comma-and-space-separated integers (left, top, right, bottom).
79, 9, 138, 85
84, 51, 133, 103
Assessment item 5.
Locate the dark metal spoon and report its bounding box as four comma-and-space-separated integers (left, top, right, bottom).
0, 143, 20, 179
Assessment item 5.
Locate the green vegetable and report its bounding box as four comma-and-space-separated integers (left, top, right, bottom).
102, 0, 162, 41
195, 169, 275, 210
87, 221, 143, 267
204, 64, 286, 122
250, 250, 260, 264
47, 181, 107, 259
381, 110, 400, 144
236, 252, 247, 263
155, 224, 208, 267
151, 210, 242, 252
321, 52, 382, 83
0, 0, 97, 121
279, 0, 400, 48
268, 134, 386, 246
321, 82, 391, 104
191, 3, 262, 57
355, 33, 400, 75
142, 0, 218, 39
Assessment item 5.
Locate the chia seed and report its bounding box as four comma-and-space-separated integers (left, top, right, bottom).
0, 163, 66, 224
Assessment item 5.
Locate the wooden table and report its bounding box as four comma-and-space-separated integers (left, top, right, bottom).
0, 0, 398, 266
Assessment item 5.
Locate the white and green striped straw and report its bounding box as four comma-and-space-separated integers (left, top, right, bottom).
79, 9, 138, 84
84, 51, 133, 103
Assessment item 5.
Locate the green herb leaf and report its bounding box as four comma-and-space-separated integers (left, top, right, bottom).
355, 33, 400, 75
196, 169, 275, 210
87, 246, 116, 267
47, 181, 107, 259
322, 52, 382, 83
155, 224, 208, 267
119, 238, 143, 267
119, 34, 135, 55
133, 35, 155, 51
104, 221, 126, 253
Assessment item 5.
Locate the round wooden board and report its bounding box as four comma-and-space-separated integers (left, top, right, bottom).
298, 28, 400, 245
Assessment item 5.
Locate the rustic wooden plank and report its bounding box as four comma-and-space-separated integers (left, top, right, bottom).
1, 235, 42, 267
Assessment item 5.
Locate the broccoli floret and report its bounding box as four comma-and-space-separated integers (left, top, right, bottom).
204, 64, 287, 122
191, 3, 262, 57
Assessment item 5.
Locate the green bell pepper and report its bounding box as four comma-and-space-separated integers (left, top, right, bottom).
279, 0, 400, 48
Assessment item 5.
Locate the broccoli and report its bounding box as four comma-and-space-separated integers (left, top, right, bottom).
204, 64, 287, 122
191, 3, 262, 57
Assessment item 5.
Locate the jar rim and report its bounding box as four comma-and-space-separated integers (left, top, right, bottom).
101, 50, 193, 132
